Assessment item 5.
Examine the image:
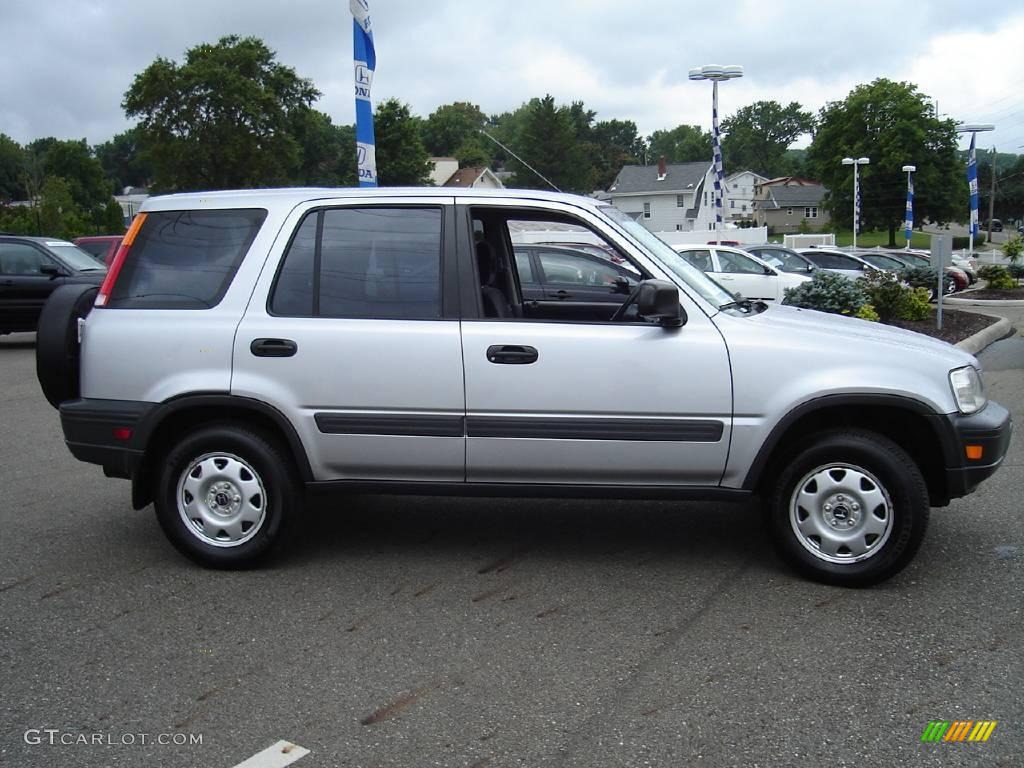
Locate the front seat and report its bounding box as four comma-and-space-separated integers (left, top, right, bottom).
476, 241, 510, 318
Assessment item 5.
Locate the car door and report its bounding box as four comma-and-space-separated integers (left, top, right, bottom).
232, 197, 466, 482
712, 248, 779, 301
0, 241, 63, 331
525, 247, 637, 322
458, 199, 732, 487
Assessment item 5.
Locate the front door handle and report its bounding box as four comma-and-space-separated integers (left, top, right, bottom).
554, 289, 573, 300
250, 338, 298, 357
486, 345, 538, 365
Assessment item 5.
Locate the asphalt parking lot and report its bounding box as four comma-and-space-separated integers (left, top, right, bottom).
1, 330, 1021, 768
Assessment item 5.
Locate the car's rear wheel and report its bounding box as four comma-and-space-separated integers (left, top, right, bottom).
35, 284, 98, 408
766, 430, 929, 586
154, 424, 299, 568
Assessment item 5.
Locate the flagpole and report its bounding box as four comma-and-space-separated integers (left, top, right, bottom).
351, 0, 377, 187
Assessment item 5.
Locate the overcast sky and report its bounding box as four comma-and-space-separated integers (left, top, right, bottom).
2, 0, 1022, 154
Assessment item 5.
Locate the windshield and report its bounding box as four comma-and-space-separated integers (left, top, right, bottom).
48, 243, 107, 271
860, 253, 906, 270
598, 206, 734, 308
754, 249, 810, 272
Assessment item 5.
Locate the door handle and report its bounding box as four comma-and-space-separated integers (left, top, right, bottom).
554, 289, 573, 300
250, 338, 298, 357
486, 345, 538, 365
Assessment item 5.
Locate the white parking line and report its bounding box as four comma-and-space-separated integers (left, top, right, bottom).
230, 740, 310, 768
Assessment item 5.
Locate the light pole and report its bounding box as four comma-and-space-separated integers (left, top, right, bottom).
902, 164, 916, 250
689, 64, 743, 245
841, 157, 870, 249
956, 123, 994, 256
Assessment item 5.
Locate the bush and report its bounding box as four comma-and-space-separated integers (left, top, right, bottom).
854, 303, 879, 322
976, 264, 1017, 290
1004, 234, 1023, 263
860, 271, 931, 321
977, 264, 1004, 281
904, 287, 932, 321
782, 270, 868, 315
1007, 263, 1024, 280
951, 234, 986, 250
899, 265, 942, 292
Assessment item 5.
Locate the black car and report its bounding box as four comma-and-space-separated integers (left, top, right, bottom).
512, 244, 639, 321
0, 236, 106, 334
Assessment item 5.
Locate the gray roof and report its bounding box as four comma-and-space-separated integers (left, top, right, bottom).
762, 184, 827, 209
607, 162, 710, 194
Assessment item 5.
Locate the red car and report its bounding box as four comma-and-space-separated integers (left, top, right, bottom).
73, 235, 123, 266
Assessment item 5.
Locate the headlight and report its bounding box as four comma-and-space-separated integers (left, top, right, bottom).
949, 366, 986, 414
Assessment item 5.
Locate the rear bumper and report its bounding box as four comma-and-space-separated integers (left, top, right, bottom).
941, 402, 1012, 500
60, 398, 154, 478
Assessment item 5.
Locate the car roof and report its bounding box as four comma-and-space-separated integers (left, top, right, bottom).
0, 234, 76, 245
140, 186, 607, 213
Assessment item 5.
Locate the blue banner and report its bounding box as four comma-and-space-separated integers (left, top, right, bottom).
904, 174, 914, 243
352, 0, 377, 187
967, 133, 978, 238
711, 82, 723, 229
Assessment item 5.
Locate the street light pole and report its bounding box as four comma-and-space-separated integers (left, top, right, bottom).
902, 164, 916, 250
956, 123, 995, 256
689, 64, 743, 245
841, 157, 870, 249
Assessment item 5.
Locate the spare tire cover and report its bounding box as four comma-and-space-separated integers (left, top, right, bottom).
36, 284, 99, 409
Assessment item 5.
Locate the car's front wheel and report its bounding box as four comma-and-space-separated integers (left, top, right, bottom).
154, 424, 299, 568
766, 430, 929, 586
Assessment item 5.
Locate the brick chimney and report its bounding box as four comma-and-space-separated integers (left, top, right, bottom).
657, 155, 667, 180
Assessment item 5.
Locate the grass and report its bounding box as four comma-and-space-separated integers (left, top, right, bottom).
831, 230, 934, 249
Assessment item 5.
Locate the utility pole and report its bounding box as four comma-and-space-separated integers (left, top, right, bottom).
986, 145, 996, 244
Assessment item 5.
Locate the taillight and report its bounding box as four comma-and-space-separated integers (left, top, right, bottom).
96, 213, 147, 307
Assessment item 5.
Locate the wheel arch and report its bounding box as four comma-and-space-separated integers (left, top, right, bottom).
131, 393, 313, 510
743, 394, 956, 507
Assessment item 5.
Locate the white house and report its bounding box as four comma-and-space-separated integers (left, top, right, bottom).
428, 157, 504, 188
602, 157, 726, 232
724, 170, 767, 223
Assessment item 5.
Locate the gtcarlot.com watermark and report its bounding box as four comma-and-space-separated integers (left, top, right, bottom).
24, 728, 202, 747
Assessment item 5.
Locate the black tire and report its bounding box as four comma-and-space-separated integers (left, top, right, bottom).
154, 424, 300, 568
35, 283, 98, 408
766, 429, 929, 587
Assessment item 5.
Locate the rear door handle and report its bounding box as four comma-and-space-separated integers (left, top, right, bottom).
487, 345, 538, 365
250, 338, 298, 357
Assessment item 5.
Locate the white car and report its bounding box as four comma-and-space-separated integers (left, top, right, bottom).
672, 244, 811, 302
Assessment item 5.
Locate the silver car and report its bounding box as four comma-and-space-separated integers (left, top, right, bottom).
36, 188, 1011, 586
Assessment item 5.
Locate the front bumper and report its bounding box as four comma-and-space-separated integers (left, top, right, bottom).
941, 401, 1012, 500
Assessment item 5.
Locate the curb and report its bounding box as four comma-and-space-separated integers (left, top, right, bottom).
944, 296, 1024, 307
956, 316, 1014, 355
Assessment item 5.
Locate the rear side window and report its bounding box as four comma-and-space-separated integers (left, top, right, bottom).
107, 209, 266, 309
270, 207, 442, 320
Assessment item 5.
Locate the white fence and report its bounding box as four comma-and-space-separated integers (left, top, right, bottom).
783, 233, 836, 249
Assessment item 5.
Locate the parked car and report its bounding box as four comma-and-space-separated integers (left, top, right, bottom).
513, 244, 639, 321
673, 244, 811, 302
74, 235, 124, 266
0, 235, 106, 334
795, 248, 880, 281
35, 188, 1010, 586
743, 245, 817, 275
534, 240, 626, 264
857, 250, 958, 298
984, 219, 1003, 233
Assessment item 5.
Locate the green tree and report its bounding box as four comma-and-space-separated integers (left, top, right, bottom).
289, 109, 356, 186
807, 78, 963, 247
123, 35, 320, 190
94, 127, 152, 192
509, 95, 590, 192
0, 133, 27, 202
590, 119, 646, 190
373, 99, 432, 186
647, 124, 711, 164
721, 100, 814, 176
27, 138, 111, 211
422, 102, 490, 167
38, 177, 87, 239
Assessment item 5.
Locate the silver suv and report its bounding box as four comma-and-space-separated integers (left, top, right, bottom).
36, 188, 1011, 585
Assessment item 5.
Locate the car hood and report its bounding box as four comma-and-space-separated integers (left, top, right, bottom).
727, 303, 976, 367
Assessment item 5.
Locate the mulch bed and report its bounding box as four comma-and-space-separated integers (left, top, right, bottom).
885, 308, 1001, 344
958, 288, 1024, 300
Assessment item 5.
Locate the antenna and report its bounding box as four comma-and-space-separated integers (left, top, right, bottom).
478, 129, 561, 192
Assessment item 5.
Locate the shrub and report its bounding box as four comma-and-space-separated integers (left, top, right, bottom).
899, 265, 941, 292
854, 303, 879, 322
977, 264, 1017, 289
1004, 234, 1023, 263
861, 271, 910, 322
952, 234, 986, 251
783, 271, 868, 315
1007, 263, 1024, 280
904, 287, 932, 321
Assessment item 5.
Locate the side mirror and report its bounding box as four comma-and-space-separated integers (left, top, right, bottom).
763, 265, 774, 275
636, 279, 685, 327
40, 263, 61, 279
612, 276, 632, 295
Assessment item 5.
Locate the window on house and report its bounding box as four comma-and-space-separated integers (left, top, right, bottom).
676, 195, 685, 208
742, 204, 747, 212
676, 224, 683, 231
643, 202, 651, 219
730, 200, 735, 209
805, 207, 818, 219
787, 208, 793, 216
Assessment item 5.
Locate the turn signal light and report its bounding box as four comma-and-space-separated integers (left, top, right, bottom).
112, 427, 133, 441
96, 213, 147, 307
965, 445, 984, 460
